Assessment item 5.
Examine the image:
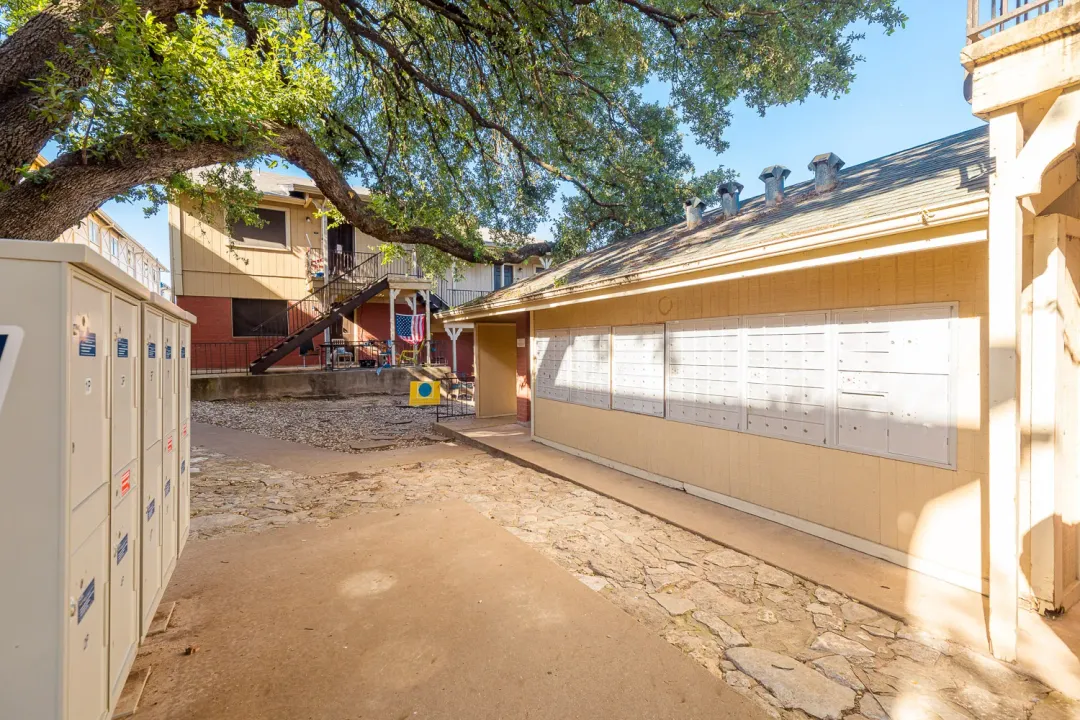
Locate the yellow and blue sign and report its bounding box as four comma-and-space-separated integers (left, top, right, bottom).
409, 380, 441, 406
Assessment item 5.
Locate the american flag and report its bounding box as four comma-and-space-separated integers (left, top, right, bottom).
395, 313, 426, 345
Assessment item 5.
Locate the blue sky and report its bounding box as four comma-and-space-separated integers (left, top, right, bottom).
90, 0, 981, 275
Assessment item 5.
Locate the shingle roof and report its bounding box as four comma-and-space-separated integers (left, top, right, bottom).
464, 125, 991, 309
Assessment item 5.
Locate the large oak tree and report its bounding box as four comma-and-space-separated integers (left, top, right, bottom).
0, 0, 903, 269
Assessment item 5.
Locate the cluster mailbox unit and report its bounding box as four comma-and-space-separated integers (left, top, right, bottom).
0, 240, 195, 720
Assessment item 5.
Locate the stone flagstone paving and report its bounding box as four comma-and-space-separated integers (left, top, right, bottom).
188, 445, 1078, 720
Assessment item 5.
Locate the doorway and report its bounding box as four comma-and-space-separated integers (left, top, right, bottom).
327, 224, 355, 276
475, 323, 517, 418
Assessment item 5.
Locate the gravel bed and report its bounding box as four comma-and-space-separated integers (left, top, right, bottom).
192, 396, 443, 453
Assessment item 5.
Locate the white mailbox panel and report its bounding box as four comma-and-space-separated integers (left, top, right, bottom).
179, 423, 191, 553
109, 491, 138, 699
666, 317, 741, 431
612, 324, 664, 417
569, 328, 611, 409
70, 277, 110, 508
67, 520, 108, 720
142, 308, 162, 451
179, 323, 190, 421
111, 295, 139, 475
535, 330, 571, 402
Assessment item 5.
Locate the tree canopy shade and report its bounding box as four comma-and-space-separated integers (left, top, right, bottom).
0, 0, 904, 270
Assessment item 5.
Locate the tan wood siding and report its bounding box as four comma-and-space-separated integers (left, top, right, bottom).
175, 196, 316, 300
533, 240, 990, 590
476, 323, 518, 418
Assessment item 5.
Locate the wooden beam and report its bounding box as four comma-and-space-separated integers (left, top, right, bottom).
988, 108, 1025, 662
1015, 86, 1080, 199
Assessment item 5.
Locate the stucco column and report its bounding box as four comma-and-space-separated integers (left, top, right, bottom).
389, 288, 400, 365
987, 107, 1025, 662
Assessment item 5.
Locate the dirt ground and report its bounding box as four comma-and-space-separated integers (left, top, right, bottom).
192, 395, 443, 453
138, 396, 1080, 720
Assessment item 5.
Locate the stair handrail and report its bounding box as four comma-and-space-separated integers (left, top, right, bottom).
247, 251, 386, 361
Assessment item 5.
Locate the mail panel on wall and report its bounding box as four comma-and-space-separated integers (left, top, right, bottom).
612, 325, 664, 417
569, 328, 611, 409
666, 317, 742, 431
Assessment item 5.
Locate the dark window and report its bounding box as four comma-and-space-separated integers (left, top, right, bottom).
230, 208, 288, 247
493, 264, 515, 290
232, 298, 288, 336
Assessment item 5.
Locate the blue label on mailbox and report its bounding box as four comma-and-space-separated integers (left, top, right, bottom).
77, 579, 95, 623
181, 346, 186, 358
116, 534, 128, 564
180, 459, 186, 473
164, 478, 171, 497
146, 499, 155, 521
116, 338, 128, 358
165, 345, 172, 360
78, 332, 96, 357
147, 342, 156, 358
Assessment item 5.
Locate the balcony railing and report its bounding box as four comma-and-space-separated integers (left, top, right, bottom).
967, 0, 1073, 42
306, 248, 421, 281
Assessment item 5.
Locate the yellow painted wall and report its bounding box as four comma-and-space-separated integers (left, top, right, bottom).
476, 323, 518, 418
533, 240, 991, 589
173, 196, 317, 300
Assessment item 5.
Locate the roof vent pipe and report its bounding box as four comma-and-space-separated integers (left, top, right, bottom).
809, 152, 845, 193
718, 181, 744, 219
684, 197, 706, 230
759, 165, 790, 208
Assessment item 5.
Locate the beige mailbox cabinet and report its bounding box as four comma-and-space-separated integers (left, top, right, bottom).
0, 240, 195, 720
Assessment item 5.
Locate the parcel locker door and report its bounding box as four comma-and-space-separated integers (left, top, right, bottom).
109, 486, 139, 699
140, 448, 162, 628
142, 308, 162, 452
70, 275, 110, 508
162, 317, 177, 437
179, 322, 190, 421
67, 520, 109, 720
161, 434, 177, 576
111, 294, 139, 475
179, 429, 191, 553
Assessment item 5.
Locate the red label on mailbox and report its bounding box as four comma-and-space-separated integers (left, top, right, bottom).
120, 469, 131, 497
167, 435, 173, 452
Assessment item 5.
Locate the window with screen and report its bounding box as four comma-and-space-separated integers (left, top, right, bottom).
666, 317, 742, 431
230, 207, 289, 248
232, 298, 289, 337
612, 325, 665, 417
568, 328, 611, 409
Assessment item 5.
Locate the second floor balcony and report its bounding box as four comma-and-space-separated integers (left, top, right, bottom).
967, 0, 1075, 42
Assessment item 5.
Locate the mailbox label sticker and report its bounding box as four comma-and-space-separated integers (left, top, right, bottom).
167, 436, 173, 452
181, 459, 186, 473
146, 499, 155, 521
77, 579, 95, 624
164, 478, 171, 497
147, 342, 156, 359
116, 338, 128, 358
116, 535, 128, 565
120, 469, 131, 497
78, 332, 96, 357
181, 346, 186, 359
165, 345, 172, 360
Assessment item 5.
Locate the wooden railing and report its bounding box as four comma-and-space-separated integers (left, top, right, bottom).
967, 0, 1072, 42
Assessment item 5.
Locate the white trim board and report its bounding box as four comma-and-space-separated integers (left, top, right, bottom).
532, 434, 989, 597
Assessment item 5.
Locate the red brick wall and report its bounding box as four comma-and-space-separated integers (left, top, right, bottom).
353, 302, 475, 376
176, 295, 317, 370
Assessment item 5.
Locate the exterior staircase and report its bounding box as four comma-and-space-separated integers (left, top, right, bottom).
248, 254, 402, 374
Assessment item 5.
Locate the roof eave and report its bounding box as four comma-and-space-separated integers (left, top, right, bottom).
437, 195, 989, 322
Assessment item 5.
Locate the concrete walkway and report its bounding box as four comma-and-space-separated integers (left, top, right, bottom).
435, 418, 1080, 700
138, 503, 761, 720
193, 421, 481, 474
